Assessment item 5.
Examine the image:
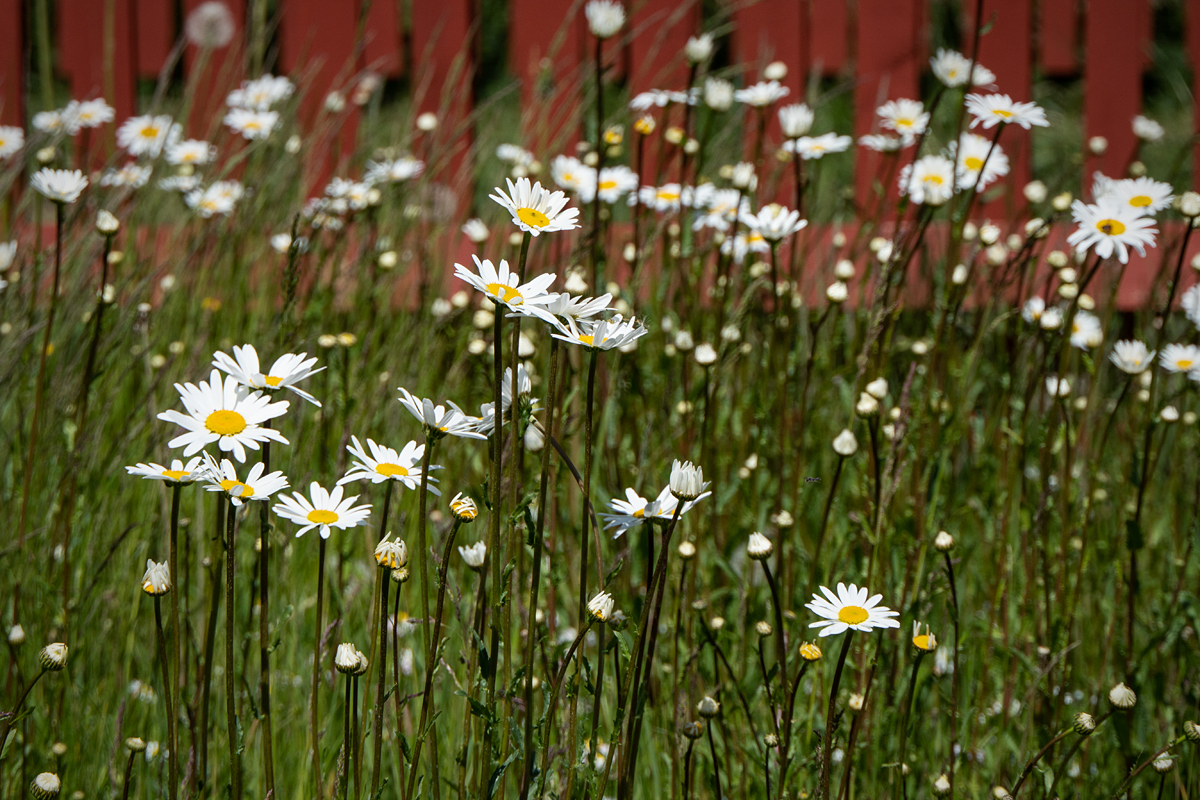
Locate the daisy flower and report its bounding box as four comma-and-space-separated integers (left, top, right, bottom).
805, 583, 900, 637
63, 99, 115, 133
275, 482, 371, 538
739, 204, 807, 242
100, 163, 153, 189
876, 98, 929, 138
1132, 115, 1164, 142
858, 134, 911, 153
125, 457, 206, 485
213, 344, 323, 406
629, 89, 673, 111
553, 314, 648, 350
951, 132, 1009, 191
397, 387, 486, 440
339, 436, 439, 493
1159, 343, 1200, 373
1099, 177, 1173, 216
636, 183, 686, 213
965, 94, 1049, 130
1070, 310, 1103, 350
784, 133, 853, 160
930, 48, 996, 88
0, 126, 24, 159
496, 143, 535, 166
185, 180, 244, 218
31, 168, 88, 204
159, 175, 200, 193
600, 486, 710, 537
365, 156, 424, 184
158, 369, 289, 462
551, 155, 595, 196
226, 74, 295, 110
898, 155, 955, 206
585, 0, 625, 38
1181, 285, 1200, 328
453, 255, 558, 324
579, 165, 638, 204
721, 231, 770, 263
200, 455, 289, 506
166, 139, 216, 166
778, 103, 814, 138
693, 188, 748, 231
1067, 198, 1158, 264
32, 110, 64, 134
477, 364, 538, 436
489, 177, 579, 236
537, 292, 613, 331
1109, 339, 1155, 374
734, 80, 790, 107
224, 108, 279, 140
117, 115, 180, 157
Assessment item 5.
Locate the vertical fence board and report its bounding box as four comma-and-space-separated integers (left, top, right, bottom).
509, 0, 585, 149
810, 0, 847, 75
182, 0, 245, 138
1040, 0, 1077, 75
59, 0, 138, 119
629, 0, 698, 94
1190, 0, 1200, 188
411, 0, 475, 201
136, 0, 175, 78
1083, 0, 1144, 184
364, 0, 402, 77
0, 0, 21, 125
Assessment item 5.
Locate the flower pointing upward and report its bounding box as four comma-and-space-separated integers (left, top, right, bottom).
490, 177, 579, 236
806, 583, 899, 636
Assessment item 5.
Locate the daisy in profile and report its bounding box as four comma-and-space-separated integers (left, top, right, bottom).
224, 108, 279, 140
339, 436, 439, 492
553, 314, 648, 351
453, 255, 558, 323
693, 187, 748, 231
1132, 115, 1165, 142
117, 115, 180, 157
226, 74, 295, 110
476, 364, 538, 436
159, 175, 200, 194
1109, 340, 1155, 374
636, 183, 686, 213
806, 583, 900, 637
629, 89, 674, 111
579, 165, 638, 205
200, 455, 289, 506
490, 177, 579, 236
784, 133, 853, 160
185, 181, 244, 218
734, 80, 790, 107
166, 139, 216, 166
1159, 343, 1200, 373
158, 369, 289, 461
100, 163, 153, 189
212, 344, 323, 406
365, 156, 424, 184
1070, 310, 1104, 350
930, 48, 995, 88
1067, 198, 1157, 264
397, 388, 486, 440
721, 230, 770, 263
63, 98, 115, 133
1100, 177, 1173, 216
126, 457, 206, 485
32, 110, 65, 134
0, 125, 24, 159
898, 155, 955, 206
537, 292, 613, 332
276, 483, 371, 538
739, 204, 807, 242
551, 155, 595, 196
779, 103, 814, 139
585, 0, 625, 38
965, 94, 1049, 130
876, 98, 929, 138
600, 485, 709, 536
951, 132, 1009, 191
31, 169, 88, 204
858, 134, 910, 153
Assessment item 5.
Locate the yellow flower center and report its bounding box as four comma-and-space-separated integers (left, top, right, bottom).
1097, 218, 1126, 235
264, 375, 283, 387
486, 283, 523, 303
140, 126, 160, 138
837, 605, 869, 625
219, 479, 254, 497
517, 207, 551, 228
376, 463, 410, 477
1129, 195, 1152, 207
897, 117, 914, 128
964, 156, 984, 171
993, 109, 1013, 118
1177, 359, 1194, 369
206, 409, 247, 435
925, 175, 944, 185
578, 334, 595, 346
307, 509, 339, 524
913, 634, 933, 650
599, 180, 617, 190
658, 191, 680, 201
244, 120, 261, 130
633, 508, 645, 518
162, 469, 189, 481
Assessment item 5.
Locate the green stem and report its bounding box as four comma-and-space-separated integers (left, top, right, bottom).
818, 633, 853, 800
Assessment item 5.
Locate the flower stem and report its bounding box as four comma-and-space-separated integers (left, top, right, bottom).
154, 596, 179, 800
578, 349, 599, 621
342, 677, 352, 800
706, 720, 724, 800
224, 500, 242, 800
818, 633, 853, 800
199, 497, 225, 790
370, 561, 391, 795
313, 536, 328, 799
258, 439, 276, 796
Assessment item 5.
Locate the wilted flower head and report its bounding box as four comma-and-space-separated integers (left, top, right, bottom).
459, 541, 487, 570
96, 210, 119, 235
669, 459, 705, 501
587, 591, 615, 622
696, 696, 720, 719
374, 535, 408, 569
747, 532, 773, 561
185, 1, 236, 48
41, 643, 68, 671
450, 493, 479, 522
911, 621, 937, 652
832, 429, 858, 456
141, 560, 171, 595
334, 643, 364, 674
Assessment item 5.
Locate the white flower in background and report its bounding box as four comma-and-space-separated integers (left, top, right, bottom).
1097, 177, 1173, 216
951, 132, 1009, 191
276, 482, 371, 539
158, 369, 289, 461
213, 344, 323, 405
340, 436, 438, 492
580, 165, 638, 204
721, 230, 770, 264
739, 204, 807, 242
1182, 285, 1200, 328
876, 98, 929, 138
1132, 115, 1164, 142
734, 80, 790, 107
496, 143, 535, 166
490, 177, 579, 236
126, 457, 205, 485
587, 591, 615, 622
778, 103, 814, 138
784, 133, 852, 160
166, 139, 216, 165
63, 98, 115, 132
704, 77, 734, 111
965, 94, 1049, 130
1067, 198, 1157, 264
185, 1, 236, 48
100, 162, 153, 188
31, 168, 88, 203
0, 126, 24, 158
1160, 343, 1200, 373
629, 89, 674, 111
899, 155, 955, 206
930, 48, 996, 88
200, 455, 289, 506
1070, 310, 1103, 350
637, 183, 686, 213
747, 532, 773, 560
806, 583, 900, 636
185, 180, 244, 218
551, 155, 595, 195
693, 187, 748, 231
365, 156, 424, 184
585, 0, 625, 38
685, 33, 714, 63
462, 218, 489, 243
396, 387, 487, 440
159, 175, 200, 193
224, 108, 279, 140
32, 110, 64, 134
117, 115, 180, 157
832, 429, 858, 456
476, 364, 539, 435
226, 75, 295, 110
1109, 340, 1154, 374
858, 134, 910, 153
1022, 296, 1046, 323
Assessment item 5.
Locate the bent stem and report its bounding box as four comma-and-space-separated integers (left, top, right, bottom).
0, 668, 46, 761
536, 619, 594, 797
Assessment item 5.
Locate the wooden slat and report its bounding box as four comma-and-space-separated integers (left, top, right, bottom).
628, 0, 699, 94
810, 0, 847, 75
1083, 0, 1145, 183
0, 0, 21, 125
1190, 0, 1200, 188
182, 0, 245, 138
1039, 0, 1077, 75
136, 0, 175, 78
364, 0, 403, 77
508, 0, 585, 150
59, 0, 138, 119
411, 0, 475, 196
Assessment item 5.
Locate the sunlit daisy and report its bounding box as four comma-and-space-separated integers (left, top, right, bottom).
490, 177, 579, 236
224, 108, 279, 140
199, 454, 289, 506
600, 485, 710, 537
734, 80, 790, 107
31, 168, 88, 204
126, 457, 206, 485
158, 369, 289, 461
951, 132, 1009, 191
806, 583, 900, 637
63, 99, 115, 133
275, 482, 371, 538
1109, 340, 1155, 374
551, 155, 594, 196
858, 134, 911, 153
876, 99, 929, 138
1099, 177, 1173, 216
898, 155, 955, 206
784, 133, 853, 160
636, 183, 686, 213
453, 255, 558, 324
580, 165, 638, 204
1159, 343, 1200, 373
339, 436, 440, 492
166, 139, 216, 166
100, 163, 153, 189
212, 344, 323, 406
117, 115, 180, 157
477, 364, 538, 436
553, 314, 648, 351
930, 48, 995, 88
739, 203, 807, 242
965, 94, 1048, 130
397, 387, 487, 440
1067, 198, 1157, 264
365, 156, 425, 184
0, 126, 24, 159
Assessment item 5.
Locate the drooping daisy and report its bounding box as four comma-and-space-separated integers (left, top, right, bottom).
0, 126, 24, 159
117, 115, 180, 157
199, 455, 289, 506
166, 139, 216, 166
397, 387, 487, 440
951, 132, 1009, 191
212, 344, 323, 406
365, 156, 425, 184
1070, 310, 1103, 350
898, 155, 955, 206
489, 177, 579, 236
339, 436, 440, 492
805, 583, 900, 637
31, 168, 88, 204
1109, 340, 1155, 374
579, 165, 638, 204
158, 369, 289, 462
778, 103, 814, 139
126, 457, 206, 485
100, 163, 153, 189
453, 255, 558, 323
965, 94, 1049, 130
553, 314, 649, 351
63, 99, 115, 133
1100, 177, 1173, 216
739, 204, 807, 242
224, 108, 279, 140
275, 482, 371, 538
1159, 343, 1200, 373
1067, 198, 1158, 264
734, 80, 790, 107
784, 133, 853, 160
876, 98, 929, 138
930, 48, 995, 88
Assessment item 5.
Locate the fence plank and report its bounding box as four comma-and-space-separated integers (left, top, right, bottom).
136, 0, 175, 78
0, 0, 21, 126
411, 0, 475, 206
182, 0, 245, 138
59, 0, 137, 119
629, 0, 699, 94
1039, 0, 1077, 75
1083, 0, 1144, 185
509, 0, 585, 150
364, 0, 402, 77
810, 0, 847, 75
1190, 0, 1200, 188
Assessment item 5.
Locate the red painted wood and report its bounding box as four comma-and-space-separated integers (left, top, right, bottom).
1083, 0, 1144, 184
182, 0, 245, 138
1039, 0, 1078, 75
1189, 0, 1200, 188
810, 0, 847, 75
136, 0, 174, 78
628, 0, 699, 94
59, 0, 137, 119
0, 0, 21, 126
508, 0, 585, 150
364, 0, 402, 77
410, 0, 475, 201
